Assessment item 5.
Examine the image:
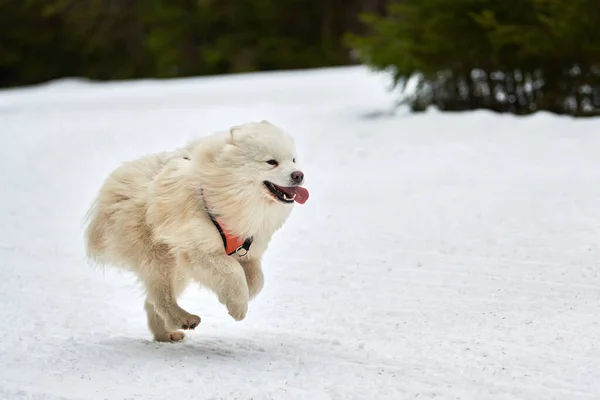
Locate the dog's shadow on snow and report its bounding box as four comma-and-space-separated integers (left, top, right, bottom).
67, 332, 362, 375
99, 337, 265, 359
78, 333, 284, 365
69, 328, 346, 371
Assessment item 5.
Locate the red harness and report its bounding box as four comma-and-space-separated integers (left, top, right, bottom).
208, 214, 254, 256
200, 189, 253, 257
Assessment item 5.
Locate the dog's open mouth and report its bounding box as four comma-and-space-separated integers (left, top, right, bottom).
264, 181, 309, 204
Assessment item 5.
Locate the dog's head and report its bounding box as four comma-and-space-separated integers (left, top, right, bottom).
201, 121, 309, 208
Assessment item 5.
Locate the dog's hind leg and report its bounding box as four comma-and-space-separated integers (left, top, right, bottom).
143, 261, 200, 338
144, 298, 185, 342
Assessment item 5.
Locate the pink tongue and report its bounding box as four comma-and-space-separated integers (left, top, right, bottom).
294, 186, 309, 204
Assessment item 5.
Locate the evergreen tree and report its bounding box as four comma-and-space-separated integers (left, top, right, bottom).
346, 0, 600, 116
0, 0, 76, 87
0, 0, 378, 88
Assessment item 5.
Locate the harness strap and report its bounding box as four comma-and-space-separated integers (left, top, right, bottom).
200, 188, 253, 256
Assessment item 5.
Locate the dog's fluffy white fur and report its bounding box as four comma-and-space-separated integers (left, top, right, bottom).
84, 121, 305, 342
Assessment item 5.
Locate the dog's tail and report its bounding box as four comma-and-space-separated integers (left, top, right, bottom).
82, 191, 108, 267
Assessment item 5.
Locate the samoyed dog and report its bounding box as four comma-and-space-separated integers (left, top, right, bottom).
84, 121, 309, 342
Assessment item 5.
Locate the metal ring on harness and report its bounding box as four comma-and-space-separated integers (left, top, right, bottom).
235, 246, 249, 258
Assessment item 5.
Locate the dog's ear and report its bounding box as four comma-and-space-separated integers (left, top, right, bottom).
229, 121, 269, 143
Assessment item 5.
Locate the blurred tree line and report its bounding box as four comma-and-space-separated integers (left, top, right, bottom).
2, 0, 599, 117
347, 0, 600, 116
0, 0, 387, 88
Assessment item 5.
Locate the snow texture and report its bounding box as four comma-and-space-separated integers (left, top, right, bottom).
1, 66, 600, 399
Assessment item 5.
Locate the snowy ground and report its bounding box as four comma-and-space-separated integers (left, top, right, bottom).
1, 66, 600, 400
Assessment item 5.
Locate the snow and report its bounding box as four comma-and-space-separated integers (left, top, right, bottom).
1, 65, 600, 399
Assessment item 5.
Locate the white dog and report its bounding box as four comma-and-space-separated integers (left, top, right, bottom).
84, 121, 309, 342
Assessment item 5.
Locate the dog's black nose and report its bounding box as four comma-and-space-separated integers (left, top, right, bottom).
291, 170, 304, 184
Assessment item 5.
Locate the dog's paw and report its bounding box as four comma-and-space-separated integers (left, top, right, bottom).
226, 300, 248, 321
179, 314, 201, 330
154, 331, 186, 342
167, 310, 201, 330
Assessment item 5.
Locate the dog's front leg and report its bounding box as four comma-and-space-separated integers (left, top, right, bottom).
240, 258, 264, 300
192, 254, 250, 321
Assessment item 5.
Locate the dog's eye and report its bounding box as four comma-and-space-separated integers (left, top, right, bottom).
266, 159, 278, 167
293, 158, 296, 163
